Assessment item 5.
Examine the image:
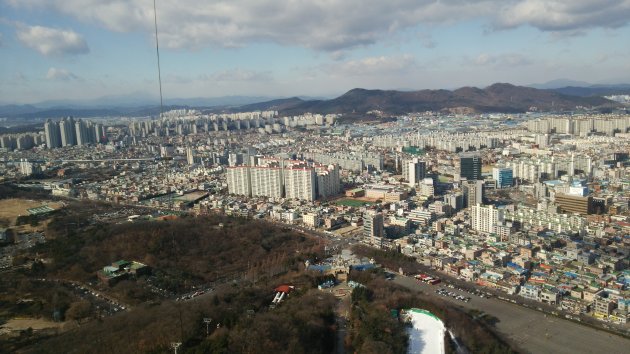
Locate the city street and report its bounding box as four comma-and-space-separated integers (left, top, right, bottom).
393, 275, 630, 354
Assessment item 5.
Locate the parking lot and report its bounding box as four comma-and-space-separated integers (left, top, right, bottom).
393, 275, 630, 354
34, 279, 128, 318
435, 287, 471, 303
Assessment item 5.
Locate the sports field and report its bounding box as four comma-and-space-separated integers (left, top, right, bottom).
0, 198, 63, 232
0, 199, 63, 226
335, 198, 371, 207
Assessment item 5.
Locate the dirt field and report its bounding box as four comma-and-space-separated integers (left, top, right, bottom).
0, 198, 64, 228
2, 318, 64, 330
0, 318, 76, 336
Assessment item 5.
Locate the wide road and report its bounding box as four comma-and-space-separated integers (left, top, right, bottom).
393, 275, 630, 354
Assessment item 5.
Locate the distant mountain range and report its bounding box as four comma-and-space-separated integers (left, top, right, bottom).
529, 79, 630, 97
548, 85, 630, 97
0, 94, 288, 120
1, 82, 627, 120
528, 79, 595, 89
234, 83, 618, 116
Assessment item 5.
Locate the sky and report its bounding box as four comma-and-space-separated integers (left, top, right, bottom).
1, 0, 630, 104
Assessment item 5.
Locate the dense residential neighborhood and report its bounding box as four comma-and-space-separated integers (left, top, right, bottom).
2, 110, 629, 331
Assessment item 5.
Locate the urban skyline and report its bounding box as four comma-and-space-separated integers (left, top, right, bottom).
1, 1, 630, 353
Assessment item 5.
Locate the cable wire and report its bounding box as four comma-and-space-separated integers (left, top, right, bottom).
153, 0, 164, 120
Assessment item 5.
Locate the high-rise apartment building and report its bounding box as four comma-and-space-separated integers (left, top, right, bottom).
186, 147, 195, 165
363, 210, 384, 243
226, 166, 252, 196
405, 158, 426, 186
59, 117, 76, 147
250, 166, 284, 199
315, 164, 340, 199
75, 119, 93, 146
19, 158, 40, 176
94, 123, 105, 143
284, 167, 316, 201
462, 180, 484, 207
226, 160, 340, 201
44, 119, 62, 149
419, 177, 435, 197
471, 204, 504, 234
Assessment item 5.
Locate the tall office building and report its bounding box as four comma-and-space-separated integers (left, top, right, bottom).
458, 152, 482, 180
363, 211, 384, 243
493, 167, 513, 189
44, 119, 62, 149
471, 204, 504, 234
405, 158, 426, 186
462, 180, 484, 207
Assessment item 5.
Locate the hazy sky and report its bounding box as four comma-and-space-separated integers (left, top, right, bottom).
2, 0, 630, 104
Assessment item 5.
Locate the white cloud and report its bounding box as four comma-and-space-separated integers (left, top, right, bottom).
9, 1, 630, 51
6, 0, 496, 51
201, 69, 273, 82
46, 67, 80, 81
496, 0, 630, 31
472, 53, 532, 67
16, 24, 89, 56
323, 55, 418, 77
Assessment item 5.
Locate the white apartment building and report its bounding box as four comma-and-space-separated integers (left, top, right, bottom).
226, 166, 252, 196
419, 177, 435, 197
404, 158, 426, 186
315, 164, 341, 199
471, 204, 505, 234
408, 208, 435, 226
19, 158, 40, 176
226, 160, 340, 201
303, 213, 320, 227
250, 166, 284, 199
284, 167, 316, 201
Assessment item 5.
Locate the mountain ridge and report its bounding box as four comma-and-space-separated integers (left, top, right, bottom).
1, 83, 623, 120
260, 83, 618, 116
